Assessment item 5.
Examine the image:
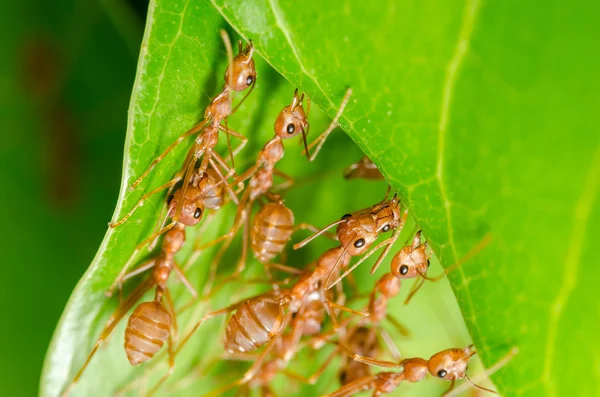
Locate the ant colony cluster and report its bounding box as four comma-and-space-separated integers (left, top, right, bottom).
62, 31, 516, 397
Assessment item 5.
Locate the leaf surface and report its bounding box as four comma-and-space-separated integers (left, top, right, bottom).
43, 0, 600, 396
214, 0, 600, 395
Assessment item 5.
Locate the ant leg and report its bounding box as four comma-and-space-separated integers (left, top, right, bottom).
404, 277, 427, 304
164, 289, 178, 337
105, 222, 176, 297
337, 342, 401, 369
429, 233, 493, 281
321, 376, 376, 397
224, 117, 235, 169
232, 80, 255, 114
263, 262, 305, 275
377, 327, 402, 361
173, 263, 197, 298
146, 322, 176, 397
292, 219, 346, 250
293, 222, 337, 239
201, 194, 250, 294
327, 234, 400, 290
130, 120, 208, 190
441, 380, 456, 397
218, 124, 248, 158
121, 259, 156, 283
61, 278, 154, 396
302, 345, 341, 384
175, 300, 246, 355
328, 301, 369, 318
272, 169, 294, 192
304, 88, 352, 162
385, 314, 411, 337
109, 177, 181, 228
209, 157, 239, 205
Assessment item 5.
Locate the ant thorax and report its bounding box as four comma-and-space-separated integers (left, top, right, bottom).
204, 88, 232, 121
401, 358, 429, 382
260, 136, 285, 164
195, 124, 219, 148
249, 168, 273, 199
376, 372, 404, 393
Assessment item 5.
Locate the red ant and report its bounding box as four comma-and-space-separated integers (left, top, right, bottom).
110, 30, 255, 228
323, 345, 517, 397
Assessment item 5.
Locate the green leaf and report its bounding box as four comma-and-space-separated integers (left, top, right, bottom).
213, 0, 600, 396
43, 0, 600, 397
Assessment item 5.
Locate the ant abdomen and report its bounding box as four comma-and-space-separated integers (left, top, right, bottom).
124, 301, 171, 366
223, 295, 286, 353
251, 202, 295, 263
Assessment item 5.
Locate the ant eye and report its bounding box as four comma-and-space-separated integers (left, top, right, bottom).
437, 369, 448, 378
341, 213, 352, 220
354, 238, 366, 248
246, 75, 254, 85
286, 123, 295, 134
194, 208, 202, 219
400, 265, 409, 275
382, 224, 390, 232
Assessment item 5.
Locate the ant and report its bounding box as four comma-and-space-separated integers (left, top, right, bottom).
155, 243, 372, 396
343, 156, 384, 181
63, 169, 230, 395
323, 345, 517, 397
289, 272, 410, 388
105, 166, 229, 297
330, 229, 491, 304
293, 194, 408, 289
206, 296, 329, 396
184, 88, 351, 293
110, 30, 256, 228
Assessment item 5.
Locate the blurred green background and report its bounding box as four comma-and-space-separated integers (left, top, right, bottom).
0, 1, 147, 395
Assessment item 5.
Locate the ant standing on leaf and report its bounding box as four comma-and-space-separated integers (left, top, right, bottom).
323, 345, 518, 397
109, 30, 257, 229
61, 170, 229, 397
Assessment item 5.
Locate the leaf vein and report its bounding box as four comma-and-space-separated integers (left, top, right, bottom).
542, 145, 600, 396
435, 0, 482, 343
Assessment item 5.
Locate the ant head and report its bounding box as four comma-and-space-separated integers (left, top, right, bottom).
336, 215, 378, 256
390, 243, 428, 279
168, 186, 206, 226
373, 194, 402, 233
401, 358, 429, 382
274, 89, 309, 139
261, 136, 285, 164
428, 346, 475, 381
376, 273, 401, 298
224, 40, 256, 92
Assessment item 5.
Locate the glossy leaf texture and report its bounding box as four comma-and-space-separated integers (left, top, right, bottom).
43, 0, 600, 397
214, 0, 600, 396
